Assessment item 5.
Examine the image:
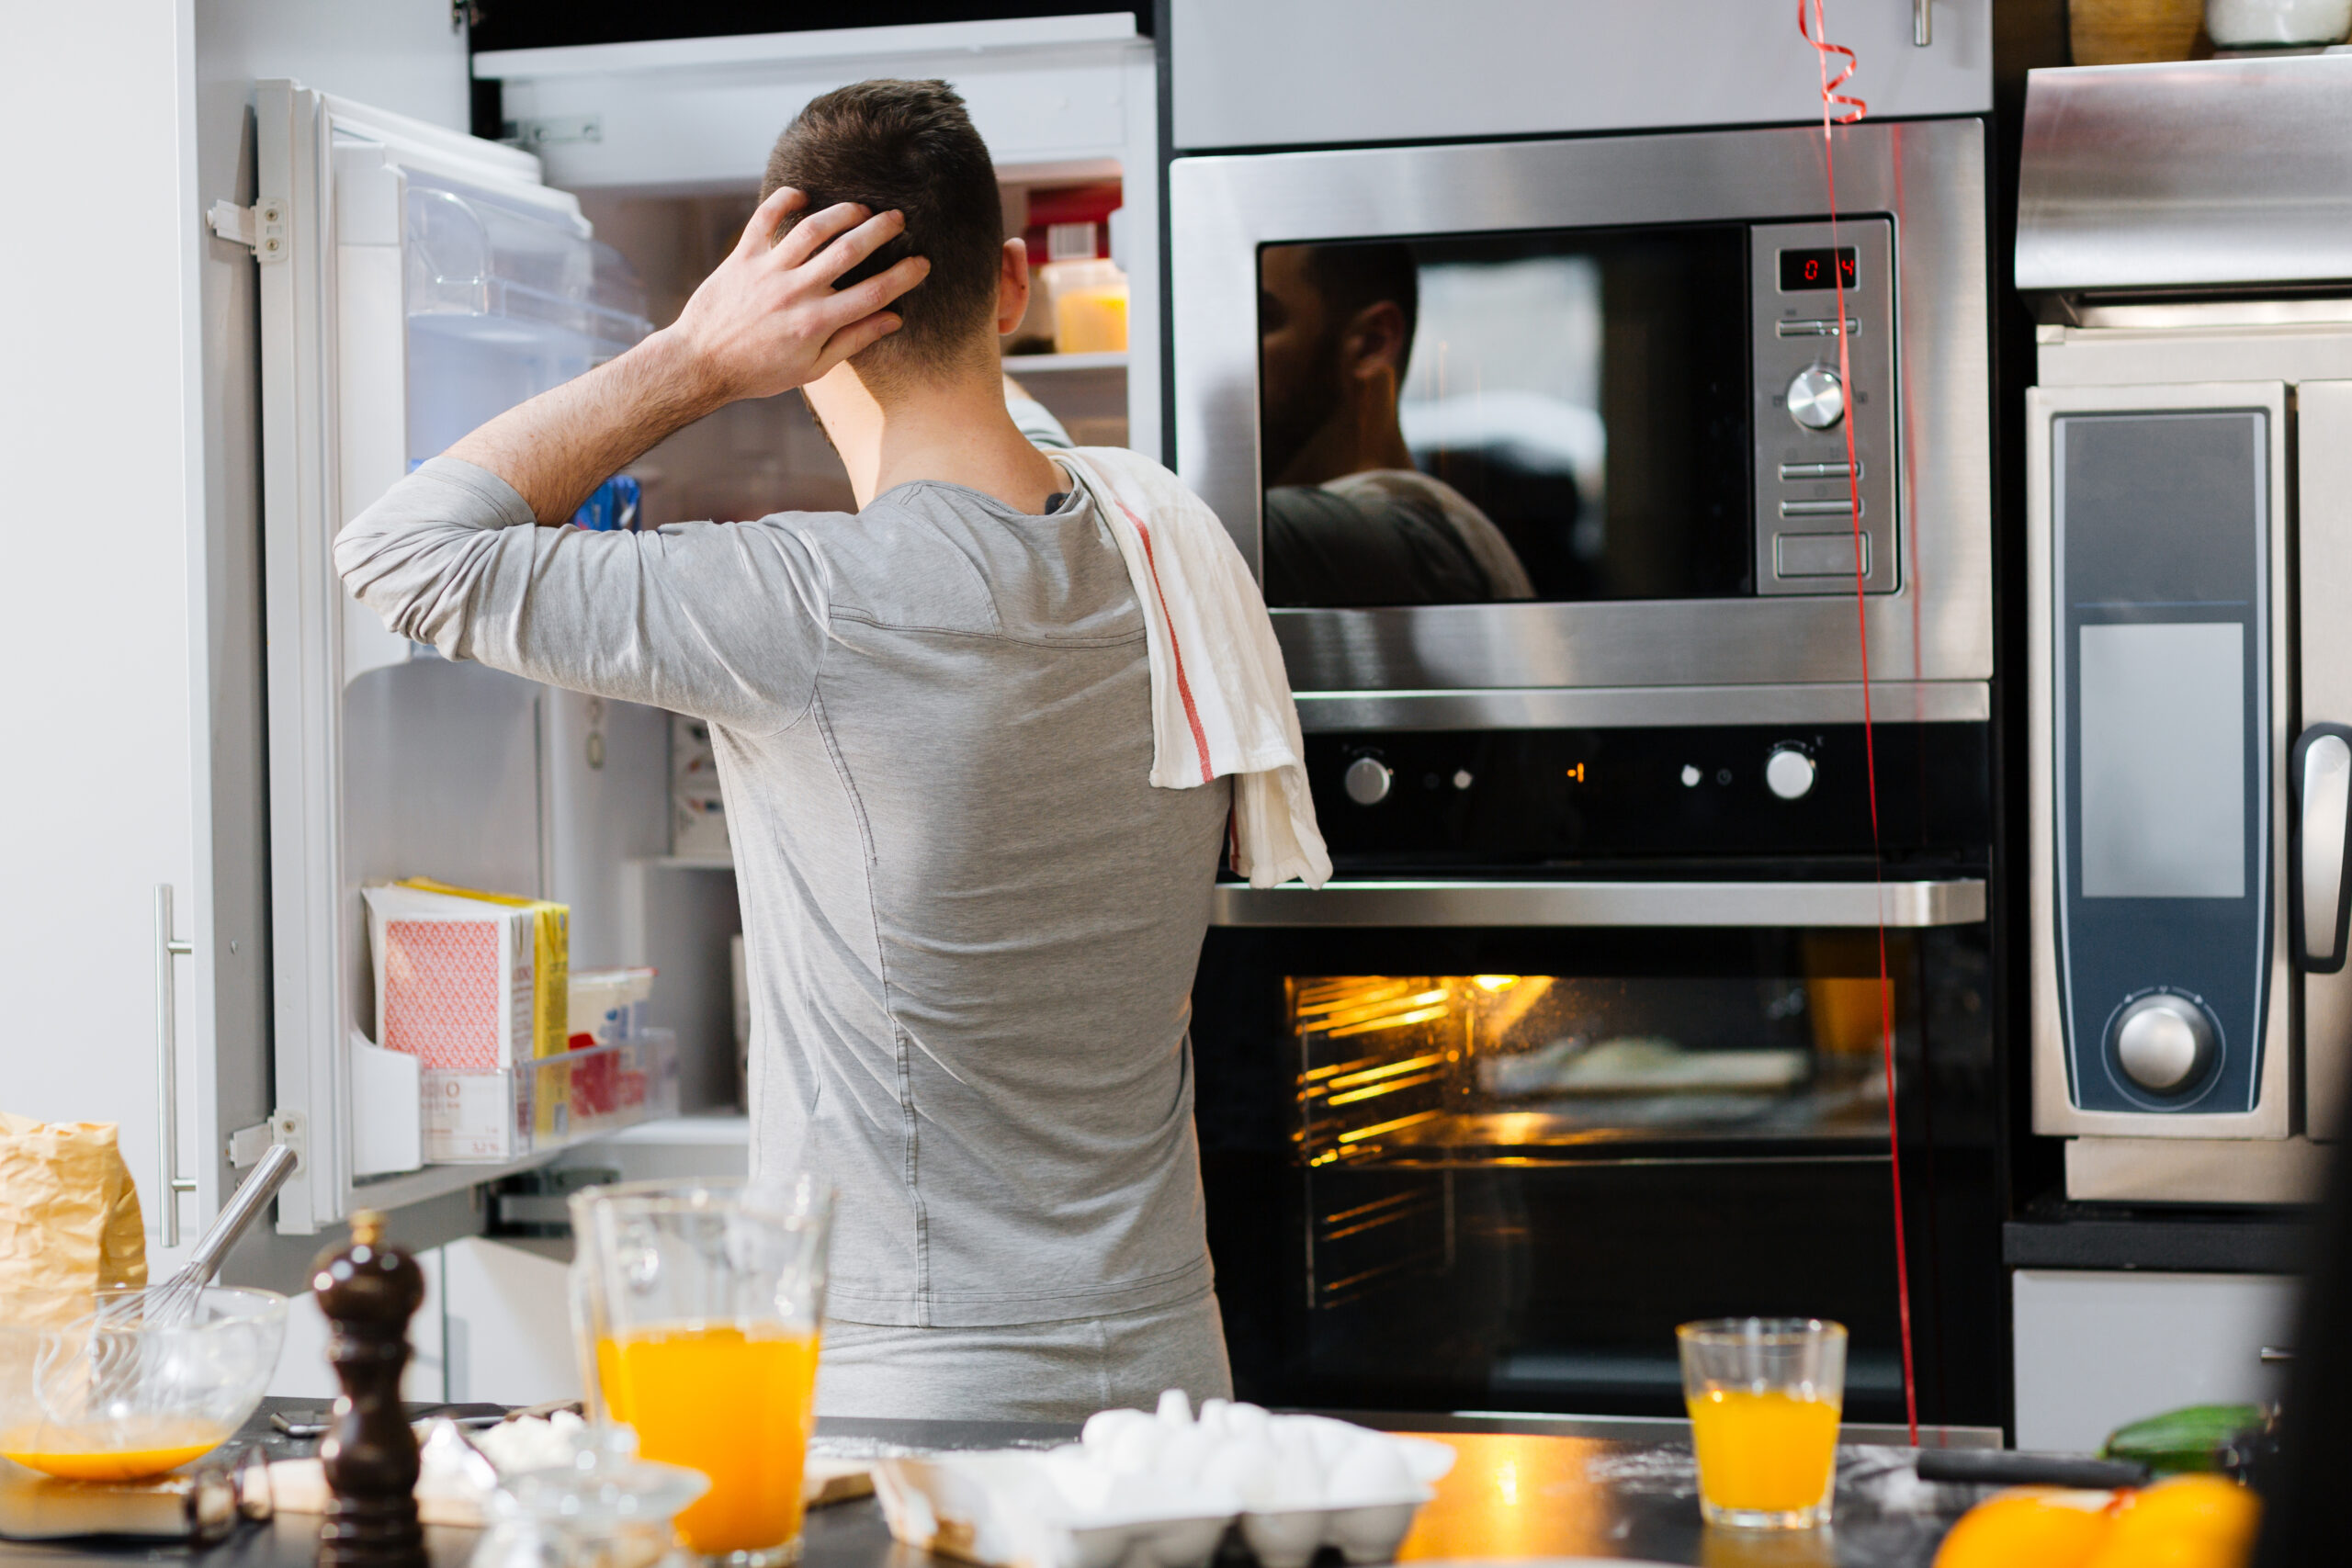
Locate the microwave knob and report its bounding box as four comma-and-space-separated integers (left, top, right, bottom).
1786, 366, 1847, 431
1343, 756, 1394, 806
1764, 745, 1816, 801
2112, 994, 2218, 1094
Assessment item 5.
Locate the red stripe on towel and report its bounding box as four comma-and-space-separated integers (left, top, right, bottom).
1121, 501, 1215, 784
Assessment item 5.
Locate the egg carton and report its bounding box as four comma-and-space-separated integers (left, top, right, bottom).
872, 1396, 1454, 1568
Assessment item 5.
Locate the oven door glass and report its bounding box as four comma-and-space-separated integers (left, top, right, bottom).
1257, 225, 1753, 607
1193, 923, 2000, 1427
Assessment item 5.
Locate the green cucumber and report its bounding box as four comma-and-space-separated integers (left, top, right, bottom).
2100, 1404, 2266, 1474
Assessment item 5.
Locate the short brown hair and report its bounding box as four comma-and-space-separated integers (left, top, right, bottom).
761, 79, 1002, 374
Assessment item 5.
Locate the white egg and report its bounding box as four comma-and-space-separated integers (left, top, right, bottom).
1082, 1407, 1152, 1455
1156, 1388, 1193, 1427
1196, 1397, 1231, 1439
1157, 1424, 1216, 1487
1267, 1430, 1325, 1508
1299, 1416, 1361, 1468
1324, 1436, 1414, 1503
1103, 1419, 1166, 1477
1224, 1402, 1272, 1442
1202, 1434, 1280, 1507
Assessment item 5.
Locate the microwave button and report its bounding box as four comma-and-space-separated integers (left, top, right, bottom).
1764, 745, 1816, 801
2111, 993, 2218, 1094
1780, 460, 1859, 481
1779, 499, 1864, 519
1785, 366, 1847, 431
1343, 756, 1394, 807
1775, 318, 1861, 338
1774, 531, 1869, 578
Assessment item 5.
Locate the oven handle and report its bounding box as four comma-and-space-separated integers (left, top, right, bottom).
1208, 878, 1986, 928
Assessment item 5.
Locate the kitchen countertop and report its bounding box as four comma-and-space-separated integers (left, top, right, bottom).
0, 1403, 1995, 1568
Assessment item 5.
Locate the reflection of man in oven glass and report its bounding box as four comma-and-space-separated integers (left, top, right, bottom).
1259, 243, 1535, 605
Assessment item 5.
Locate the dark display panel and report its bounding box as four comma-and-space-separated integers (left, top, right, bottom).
1257, 227, 1753, 606
1778, 246, 1859, 292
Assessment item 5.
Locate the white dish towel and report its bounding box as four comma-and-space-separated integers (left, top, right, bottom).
1056, 447, 1332, 890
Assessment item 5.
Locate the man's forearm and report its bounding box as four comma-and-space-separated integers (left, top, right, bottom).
445, 329, 726, 525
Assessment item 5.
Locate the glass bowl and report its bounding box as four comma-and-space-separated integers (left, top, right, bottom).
0, 1286, 288, 1481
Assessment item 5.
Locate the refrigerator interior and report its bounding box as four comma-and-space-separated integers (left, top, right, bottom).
266, 80, 1146, 1232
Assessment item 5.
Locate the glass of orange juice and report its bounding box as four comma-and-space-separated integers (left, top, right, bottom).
571, 1176, 834, 1565
1678, 1317, 1846, 1530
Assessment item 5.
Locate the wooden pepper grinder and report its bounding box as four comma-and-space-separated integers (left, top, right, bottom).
312, 1209, 426, 1568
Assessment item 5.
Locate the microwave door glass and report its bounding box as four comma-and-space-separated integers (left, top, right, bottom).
1257, 227, 1753, 607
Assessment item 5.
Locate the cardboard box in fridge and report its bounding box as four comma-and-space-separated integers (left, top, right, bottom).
362, 882, 564, 1156
393, 878, 571, 1139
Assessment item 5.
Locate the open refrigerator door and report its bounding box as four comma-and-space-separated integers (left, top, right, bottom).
252, 82, 670, 1234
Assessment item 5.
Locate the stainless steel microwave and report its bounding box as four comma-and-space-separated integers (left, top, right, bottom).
1168, 118, 1992, 726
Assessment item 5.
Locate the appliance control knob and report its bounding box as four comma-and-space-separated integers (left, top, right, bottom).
2112, 994, 2218, 1094
1343, 756, 1394, 807
1765, 746, 1816, 801
1786, 366, 1847, 431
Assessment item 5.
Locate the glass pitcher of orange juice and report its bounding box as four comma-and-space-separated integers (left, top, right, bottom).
1678, 1317, 1846, 1530
571, 1176, 834, 1565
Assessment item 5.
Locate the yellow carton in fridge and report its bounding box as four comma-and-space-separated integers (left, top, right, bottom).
361, 881, 568, 1160
393, 879, 572, 1143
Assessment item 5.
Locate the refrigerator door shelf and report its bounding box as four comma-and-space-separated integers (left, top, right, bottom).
258, 81, 657, 1233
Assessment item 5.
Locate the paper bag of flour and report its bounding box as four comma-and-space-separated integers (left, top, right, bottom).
0, 1112, 147, 1324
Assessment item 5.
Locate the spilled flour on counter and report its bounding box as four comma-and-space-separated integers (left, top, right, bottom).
1581, 1443, 1976, 1517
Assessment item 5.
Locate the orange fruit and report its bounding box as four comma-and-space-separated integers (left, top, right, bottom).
1933, 1486, 2120, 1568
2084, 1475, 2261, 1568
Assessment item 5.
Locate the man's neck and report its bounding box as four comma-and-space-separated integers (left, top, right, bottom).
808, 350, 1065, 514
1269, 374, 1416, 489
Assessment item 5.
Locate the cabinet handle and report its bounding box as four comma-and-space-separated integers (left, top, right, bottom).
1914, 0, 1931, 46
155, 885, 197, 1247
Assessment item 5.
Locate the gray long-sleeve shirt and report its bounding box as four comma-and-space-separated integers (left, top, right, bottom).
337, 457, 1229, 1327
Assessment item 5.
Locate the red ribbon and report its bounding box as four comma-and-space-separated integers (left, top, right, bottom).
1799, 0, 1917, 1448
1800, 0, 1870, 125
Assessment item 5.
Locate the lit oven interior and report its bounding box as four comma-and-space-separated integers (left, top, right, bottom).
1291, 946, 1902, 1167
1195, 926, 1997, 1422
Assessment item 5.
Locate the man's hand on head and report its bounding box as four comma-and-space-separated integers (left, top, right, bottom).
662, 187, 932, 405
438, 186, 929, 524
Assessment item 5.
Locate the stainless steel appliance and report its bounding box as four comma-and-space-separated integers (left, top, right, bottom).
2018, 57, 2352, 1202
1167, 117, 1991, 715
1189, 721, 2003, 1425
1170, 102, 2001, 1421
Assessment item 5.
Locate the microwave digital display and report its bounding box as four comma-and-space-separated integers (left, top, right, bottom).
1778, 246, 1859, 292
1257, 227, 1754, 607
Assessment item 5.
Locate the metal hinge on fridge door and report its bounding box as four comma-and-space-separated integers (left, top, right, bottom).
226, 1109, 307, 1171
207, 198, 288, 262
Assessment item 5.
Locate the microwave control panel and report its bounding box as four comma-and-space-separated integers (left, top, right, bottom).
1749, 218, 1897, 597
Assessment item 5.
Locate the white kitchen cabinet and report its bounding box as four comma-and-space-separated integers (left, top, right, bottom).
1, 0, 476, 1288
439, 1238, 581, 1406
2012, 1269, 2297, 1451
1170, 0, 1991, 152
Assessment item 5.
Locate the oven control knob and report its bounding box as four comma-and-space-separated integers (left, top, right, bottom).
2112, 994, 2218, 1094
1786, 366, 1847, 431
1765, 745, 1816, 801
1343, 756, 1394, 807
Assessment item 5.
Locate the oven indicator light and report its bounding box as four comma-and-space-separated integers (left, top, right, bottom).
1565, 763, 1587, 783
1681, 764, 1702, 787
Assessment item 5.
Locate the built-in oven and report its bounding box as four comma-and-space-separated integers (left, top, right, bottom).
1189, 718, 2004, 1428
1167, 117, 1990, 708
